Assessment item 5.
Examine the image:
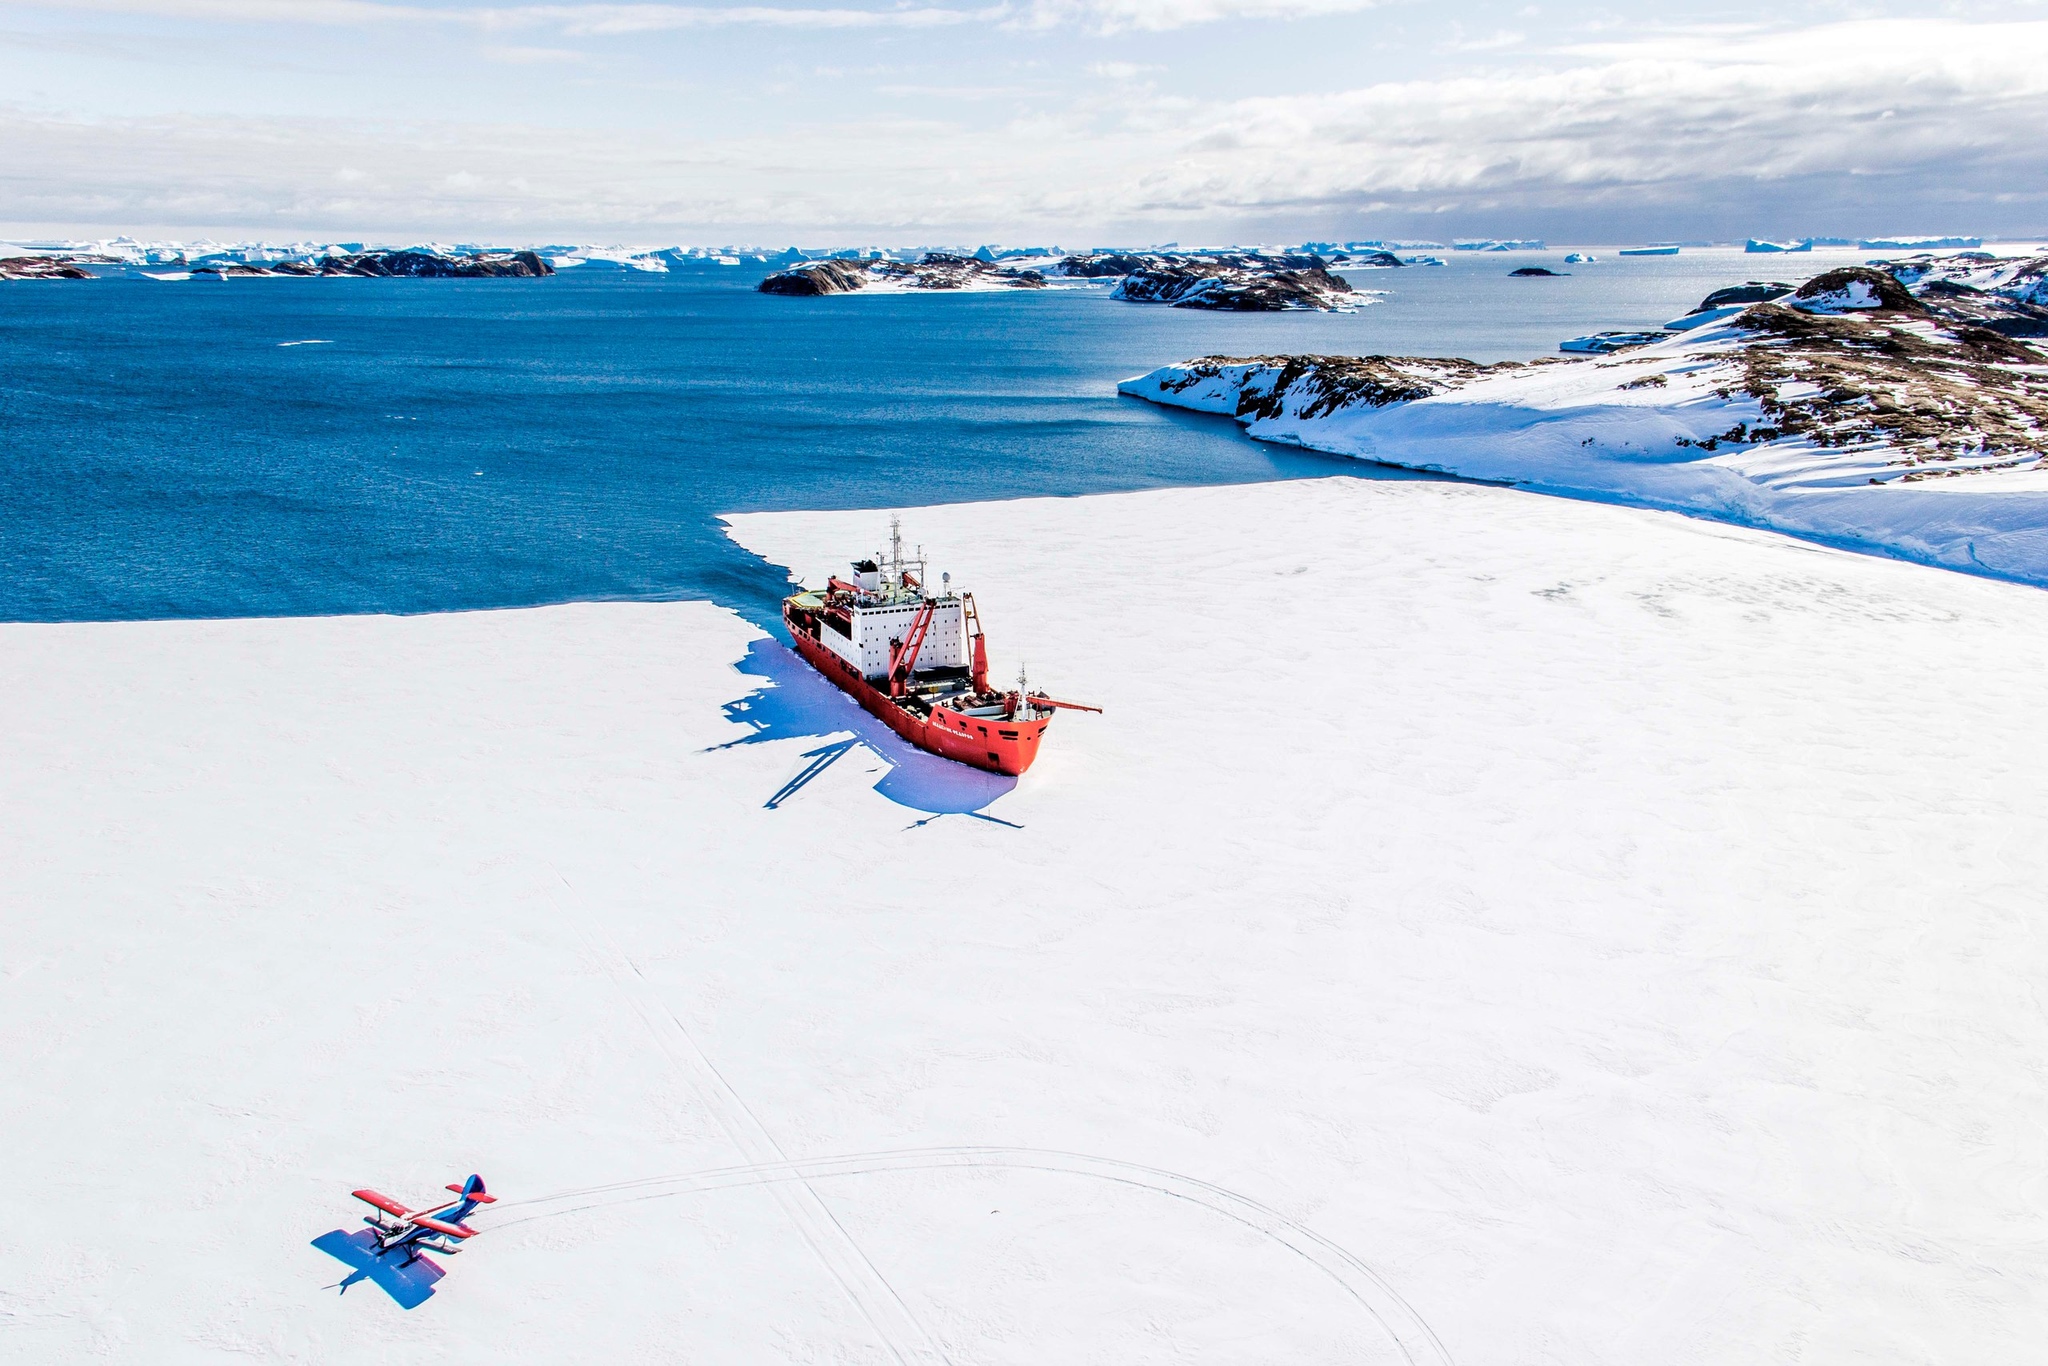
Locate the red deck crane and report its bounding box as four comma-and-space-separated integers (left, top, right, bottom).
886, 600, 937, 698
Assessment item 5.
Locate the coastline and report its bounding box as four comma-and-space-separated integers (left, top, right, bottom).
1119, 317, 2048, 587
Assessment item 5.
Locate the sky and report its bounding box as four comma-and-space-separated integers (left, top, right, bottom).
2, 0, 2046, 244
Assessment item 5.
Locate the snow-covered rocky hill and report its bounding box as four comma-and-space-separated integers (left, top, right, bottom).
0, 242, 554, 279
1121, 264, 2048, 583
1049, 250, 1362, 311
1875, 251, 2048, 333
0, 256, 94, 279
0, 240, 798, 280
758, 253, 1048, 295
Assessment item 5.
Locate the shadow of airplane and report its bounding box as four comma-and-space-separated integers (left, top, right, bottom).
311, 1228, 445, 1309
715, 637, 1020, 823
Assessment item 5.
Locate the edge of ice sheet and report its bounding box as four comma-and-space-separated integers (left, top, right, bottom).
1119, 329, 2048, 586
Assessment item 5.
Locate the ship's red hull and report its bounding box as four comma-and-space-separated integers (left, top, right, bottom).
785, 607, 1048, 777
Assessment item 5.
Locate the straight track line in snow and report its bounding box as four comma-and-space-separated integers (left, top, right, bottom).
542, 869, 950, 1366
490, 1145, 1454, 1366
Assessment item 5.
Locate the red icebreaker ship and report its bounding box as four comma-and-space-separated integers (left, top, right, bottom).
783, 522, 1097, 777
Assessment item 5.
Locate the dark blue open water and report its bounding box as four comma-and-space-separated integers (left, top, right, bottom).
0, 250, 1862, 625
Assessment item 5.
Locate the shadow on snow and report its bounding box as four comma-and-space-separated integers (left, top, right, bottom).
714, 637, 1019, 823
310, 1228, 444, 1310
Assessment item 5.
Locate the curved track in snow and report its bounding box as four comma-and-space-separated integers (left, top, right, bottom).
488, 1145, 1454, 1366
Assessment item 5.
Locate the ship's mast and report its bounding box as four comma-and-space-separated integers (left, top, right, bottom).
880, 515, 930, 601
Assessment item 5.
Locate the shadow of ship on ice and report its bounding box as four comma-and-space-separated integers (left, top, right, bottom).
714, 637, 1019, 821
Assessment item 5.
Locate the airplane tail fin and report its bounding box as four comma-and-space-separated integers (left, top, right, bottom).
446, 1173, 495, 1204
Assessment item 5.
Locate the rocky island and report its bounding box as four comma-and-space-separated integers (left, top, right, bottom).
758, 248, 1368, 310
759, 252, 1045, 295
0, 245, 554, 280
212, 249, 554, 278
0, 255, 97, 280
1047, 250, 1359, 311
1119, 260, 2048, 584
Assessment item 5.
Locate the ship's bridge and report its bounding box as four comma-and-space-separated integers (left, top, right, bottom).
814, 523, 972, 683
819, 590, 968, 682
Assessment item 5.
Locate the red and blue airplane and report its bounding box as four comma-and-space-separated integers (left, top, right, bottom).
351, 1174, 494, 1267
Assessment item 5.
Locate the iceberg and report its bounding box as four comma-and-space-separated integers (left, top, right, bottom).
544, 248, 670, 272
1859, 236, 1981, 250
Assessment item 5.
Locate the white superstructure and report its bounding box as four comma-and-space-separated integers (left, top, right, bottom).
814, 520, 970, 683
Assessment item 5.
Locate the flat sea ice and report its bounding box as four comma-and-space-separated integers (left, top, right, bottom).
4, 477, 2043, 1363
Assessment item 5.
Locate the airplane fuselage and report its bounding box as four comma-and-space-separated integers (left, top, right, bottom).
352, 1175, 493, 1265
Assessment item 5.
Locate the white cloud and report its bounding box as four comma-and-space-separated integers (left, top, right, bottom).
1086, 61, 1160, 80
1007, 0, 1376, 30
1132, 20, 2048, 210
5, 0, 1381, 34
16, 0, 2035, 41
481, 42, 587, 59
1016, 0, 1380, 32
1444, 27, 1524, 52
1, 17, 2044, 238
0, 0, 1001, 32
6, 0, 440, 20
532, 4, 998, 33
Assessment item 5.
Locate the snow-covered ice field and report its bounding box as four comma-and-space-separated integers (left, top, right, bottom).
5, 477, 2046, 1364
